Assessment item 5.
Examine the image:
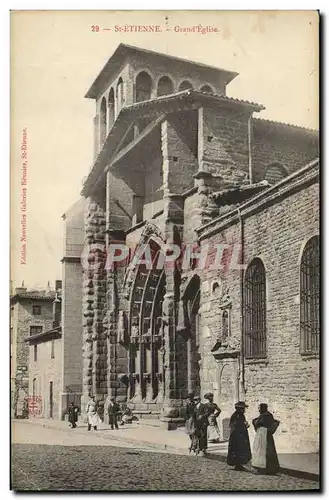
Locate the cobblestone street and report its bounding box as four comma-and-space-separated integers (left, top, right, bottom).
11, 422, 319, 492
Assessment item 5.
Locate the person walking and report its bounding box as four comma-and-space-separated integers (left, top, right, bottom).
227, 401, 252, 471
68, 402, 79, 429
204, 393, 221, 443
108, 397, 121, 430
252, 403, 280, 475
86, 395, 99, 431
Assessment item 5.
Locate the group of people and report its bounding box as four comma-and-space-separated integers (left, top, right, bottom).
68, 396, 138, 432
185, 392, 222, 456
186, 394, 280, 475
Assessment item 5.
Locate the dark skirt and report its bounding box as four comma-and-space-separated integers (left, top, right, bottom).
227, 428, 252, 466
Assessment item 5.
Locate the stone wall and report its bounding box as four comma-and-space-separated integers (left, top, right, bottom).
251, 119, 319, 182
197, 164, 319, 452
198, 106, 250, 185
61, 199, 86, 415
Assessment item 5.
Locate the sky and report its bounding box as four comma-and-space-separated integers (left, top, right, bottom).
10, 10, 319, 290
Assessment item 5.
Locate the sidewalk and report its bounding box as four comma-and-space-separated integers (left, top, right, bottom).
14, 418, 319, 481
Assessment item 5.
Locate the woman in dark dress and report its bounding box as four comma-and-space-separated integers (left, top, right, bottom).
227, 401, 252, 470
252, 403, 280, 475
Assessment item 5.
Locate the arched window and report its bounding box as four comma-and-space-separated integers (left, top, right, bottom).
108, 88, 115, 131
116, 77, 124, 114
300, 236, 320, 354
135, 71, 152, 102
100, 97, 107, 145
179, 80, 194, 91
244, 258, 266, 358
200, 84, 214, 94
157, 76, 174, 97
264, 163, 288, 185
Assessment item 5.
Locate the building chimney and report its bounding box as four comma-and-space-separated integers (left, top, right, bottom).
53, 293, 62, 328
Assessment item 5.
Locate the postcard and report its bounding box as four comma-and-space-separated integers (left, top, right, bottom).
10, 10, 319, 492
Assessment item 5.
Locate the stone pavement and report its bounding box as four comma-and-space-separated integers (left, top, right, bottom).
12, 442, 319, 492
13, 418, 319, 481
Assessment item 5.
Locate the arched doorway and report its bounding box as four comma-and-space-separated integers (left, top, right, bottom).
128, 243, 166, 404
179, 274, 201, 397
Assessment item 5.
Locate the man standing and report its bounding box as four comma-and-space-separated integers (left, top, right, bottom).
68, 402, 79, 429
108, 397, 121, 430
192, 395, 209, 456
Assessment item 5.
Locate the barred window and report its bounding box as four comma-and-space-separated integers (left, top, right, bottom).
300, 236, 320, 354
244, 258, 267, 358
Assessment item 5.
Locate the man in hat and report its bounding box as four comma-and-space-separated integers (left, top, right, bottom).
251, 403, 280, 475
227, 401, 252, 471
191, 395, 209, 456
107, 397, 121, 430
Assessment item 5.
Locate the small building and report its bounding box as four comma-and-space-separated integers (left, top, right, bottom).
10, 285, 56, 418
24, 282, 62, 419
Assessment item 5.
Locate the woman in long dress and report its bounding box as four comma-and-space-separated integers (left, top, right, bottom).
227, 401, 252, 470
86, 395, 99, 431
204, 393, 221, 443
252, 403, 280, 475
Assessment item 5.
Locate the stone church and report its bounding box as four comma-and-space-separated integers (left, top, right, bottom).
79, 44, 319, 452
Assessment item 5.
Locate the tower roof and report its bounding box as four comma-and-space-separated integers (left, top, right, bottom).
85, 43, 238, 99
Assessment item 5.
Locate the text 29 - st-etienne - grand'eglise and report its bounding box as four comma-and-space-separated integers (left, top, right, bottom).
64, 44, 319, 453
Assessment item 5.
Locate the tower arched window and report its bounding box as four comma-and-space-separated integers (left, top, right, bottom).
264, 163, 288, 185
135, 71, 152, 102
300, 236, 320, 354
100, 97, 107, 145
108, 88, 115, 131
200, 84, 214, 94
179, 80, 194, 91
157, 76, 174, 97
116, 77, 124, 114
244, 258, 267, 358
